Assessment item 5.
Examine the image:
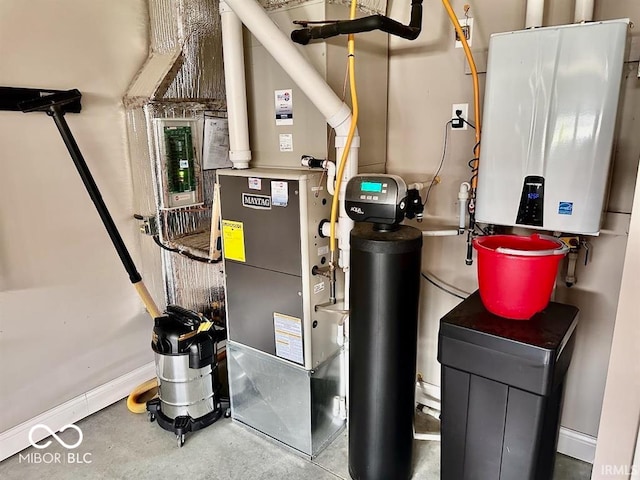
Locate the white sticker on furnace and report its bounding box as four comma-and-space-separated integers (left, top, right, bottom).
274, 313, 303, 365
279, 133, 293, 152
275, 89, 293, 126
248, 177, 262, 190
314, 281, 325, 295
271, 181, 289, 207
317, 245, 329, 256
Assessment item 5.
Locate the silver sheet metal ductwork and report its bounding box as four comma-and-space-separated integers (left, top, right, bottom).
123, 0, 387, 316
150, 0, 226, 100
124, 0, 226, 317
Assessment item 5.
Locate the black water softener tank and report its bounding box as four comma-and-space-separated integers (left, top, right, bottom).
346, 174, 423, 480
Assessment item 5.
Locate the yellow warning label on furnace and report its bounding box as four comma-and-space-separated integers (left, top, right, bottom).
222, 220, 246, 262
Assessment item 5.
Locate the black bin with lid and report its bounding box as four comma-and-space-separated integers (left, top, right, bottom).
437, 291, 579, 480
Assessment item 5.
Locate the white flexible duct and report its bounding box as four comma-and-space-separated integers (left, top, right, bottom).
525, 0, 544, 28
220, 1, 252, 169
574, 0, 594, 23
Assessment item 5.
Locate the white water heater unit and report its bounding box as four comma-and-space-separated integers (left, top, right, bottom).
475, 19, 629, 235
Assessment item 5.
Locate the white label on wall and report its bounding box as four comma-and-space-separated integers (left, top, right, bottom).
275, 89, 293, 125
279, 133, 293, 152
248, 177, 261, 190
318, 245, 329, 256
274, 313, 303, 365
271, 181, 289, 207
314, 281, 325, 295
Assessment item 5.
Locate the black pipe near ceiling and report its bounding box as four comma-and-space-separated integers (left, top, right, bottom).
291, 0, 423, 45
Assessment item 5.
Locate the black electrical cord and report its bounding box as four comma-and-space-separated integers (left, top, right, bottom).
474, 223, 489, 236
467, 140, 481, 214
421, 272, 466, 300
423, 119, 453, 207
152, 234, 222, 264
455, 112, 476, 130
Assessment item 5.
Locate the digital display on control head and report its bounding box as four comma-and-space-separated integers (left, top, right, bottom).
361, 181, 383, 193
527, 192, 540, 200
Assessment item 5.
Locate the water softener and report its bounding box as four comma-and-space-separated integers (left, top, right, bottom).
146, 305, 227, 447
346, 175, 423, 480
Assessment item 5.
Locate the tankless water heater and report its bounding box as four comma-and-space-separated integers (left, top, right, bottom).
475, 19, 629, 235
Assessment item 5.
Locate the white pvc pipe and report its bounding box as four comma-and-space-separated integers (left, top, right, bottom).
422, 229, 461, 237
525, 0, 544, 28
223, 0, 359, 426
458, 181, 471, 232
224, 0, 352, 134
574, 0, 594, 23
224, 0, 358, 275
323, 160, 337, 196
220, 1, 252, 169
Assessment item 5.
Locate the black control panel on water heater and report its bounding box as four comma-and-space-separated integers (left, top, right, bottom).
516, 175, 545, 227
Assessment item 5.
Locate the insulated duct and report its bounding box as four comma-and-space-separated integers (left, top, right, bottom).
124, 0, 228, 315
151, 0, 226, 100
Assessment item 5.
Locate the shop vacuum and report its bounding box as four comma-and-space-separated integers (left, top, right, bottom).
345, 174, 424, 480
8, 87, 228, 447
146, 305, 228, 447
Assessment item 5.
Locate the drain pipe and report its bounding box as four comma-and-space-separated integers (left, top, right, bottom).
220, 1, 252, 169
525, 0, 544, 28
223, 0, 358, 273
574, 0, 594, 23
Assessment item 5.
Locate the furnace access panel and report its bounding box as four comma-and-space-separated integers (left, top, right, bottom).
218, 167, 341, 370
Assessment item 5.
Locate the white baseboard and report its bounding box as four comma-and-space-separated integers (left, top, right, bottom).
0, 362, 155, 462
557, 427, 597, 464
415, 381, 597, 464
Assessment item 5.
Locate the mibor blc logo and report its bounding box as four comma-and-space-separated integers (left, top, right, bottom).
19, 424, 92, 464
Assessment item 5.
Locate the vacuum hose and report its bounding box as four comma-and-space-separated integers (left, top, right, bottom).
126, 378, 158, 414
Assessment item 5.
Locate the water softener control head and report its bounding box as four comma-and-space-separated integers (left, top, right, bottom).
346, 174, 408, 227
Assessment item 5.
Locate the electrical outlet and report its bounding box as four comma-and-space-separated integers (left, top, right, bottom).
455, 17, 473, 48
451, 103, 469, 130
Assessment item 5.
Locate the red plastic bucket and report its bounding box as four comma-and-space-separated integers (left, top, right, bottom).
472, 234, 569, 320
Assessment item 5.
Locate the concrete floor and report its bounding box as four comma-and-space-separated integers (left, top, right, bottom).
0, 399, 593, 479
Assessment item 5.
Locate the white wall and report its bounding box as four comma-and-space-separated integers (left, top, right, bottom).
1, 0, 638, 465
387, 0, 640, 443
592, 159, 640, 478
0, 0, 152, 432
